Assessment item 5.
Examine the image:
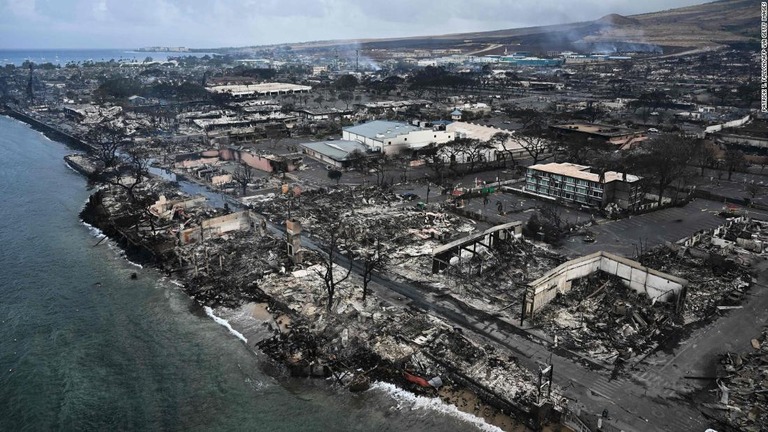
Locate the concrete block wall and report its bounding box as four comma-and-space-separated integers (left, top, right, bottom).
524, 251, 687, 318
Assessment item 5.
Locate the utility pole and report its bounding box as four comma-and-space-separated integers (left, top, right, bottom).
537, 360, 554, 405
26, 63, 34, 102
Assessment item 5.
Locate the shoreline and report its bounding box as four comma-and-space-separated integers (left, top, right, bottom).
2, 108, 95, 153
8, 110, 548, 432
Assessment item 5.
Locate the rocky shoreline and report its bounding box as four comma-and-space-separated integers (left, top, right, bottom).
76, 169, 546, 432
0, 105, 560, 431
3, 105, 553, 431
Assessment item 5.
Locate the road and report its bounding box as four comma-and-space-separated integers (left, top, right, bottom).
560, 199, 729, 258
262, 214, 715, 432
205, 171, 727, 431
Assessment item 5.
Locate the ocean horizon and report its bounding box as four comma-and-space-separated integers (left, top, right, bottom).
0, 48, 216, 66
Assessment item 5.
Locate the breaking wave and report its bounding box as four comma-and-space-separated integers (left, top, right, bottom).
204, 306, 248, 343
64, 160, 81, 174
370, 382, 503, 432
81, 221, 106, 239
125, 259, 143, 269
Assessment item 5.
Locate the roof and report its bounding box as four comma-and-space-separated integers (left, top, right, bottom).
206, 83, 311, 95
451, 109, 462, 115
446, 121, 523, 151
433, 221, 522, 256
344, 120, 421, 140
528, 162, 641, 183
551, 123, 641, 138
301, 140, 368, 162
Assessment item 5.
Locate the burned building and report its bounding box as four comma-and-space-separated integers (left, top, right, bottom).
550, 123, 647, 150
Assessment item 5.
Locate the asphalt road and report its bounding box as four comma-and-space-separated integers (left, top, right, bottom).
560, 199, 729, 258
211, 172, 729, 431
262, 213, 716, 432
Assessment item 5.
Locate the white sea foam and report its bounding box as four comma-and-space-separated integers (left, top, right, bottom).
81, 221, 106, 239
64, 160, 81, 174
370, 382, 503, 432
126, 259, 143, 269
204, 306, 248, 343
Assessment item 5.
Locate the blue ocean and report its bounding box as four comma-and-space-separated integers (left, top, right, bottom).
0, 49, 215, 66
0, 115, 495, 431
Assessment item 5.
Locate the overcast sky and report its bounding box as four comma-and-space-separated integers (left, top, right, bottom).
1, 0, 710, 49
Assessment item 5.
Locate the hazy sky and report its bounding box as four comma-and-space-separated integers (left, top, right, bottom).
1, 0, 710, 49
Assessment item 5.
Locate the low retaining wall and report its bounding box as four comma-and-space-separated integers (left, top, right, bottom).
523, 251, 688, 319
4, 108, 94, 152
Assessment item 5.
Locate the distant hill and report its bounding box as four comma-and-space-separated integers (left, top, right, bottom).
283, 0, 759, 56
595, 14, 641, 27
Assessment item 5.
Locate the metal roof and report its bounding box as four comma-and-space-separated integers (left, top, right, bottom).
344, 120, 421, 140
300, 140, 368, 161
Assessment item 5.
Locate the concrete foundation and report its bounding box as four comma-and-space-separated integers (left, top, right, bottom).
523, 251, 688, 319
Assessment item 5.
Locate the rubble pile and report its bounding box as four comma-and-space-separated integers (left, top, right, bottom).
531, 273, 678, 362
176, 231, 289, 307
405, 330, 561, 411
253, 186, 474, 266
435, 239, 565, 313
640, 232, 756, 323
82, 166, 561, 428
707, 327, 768, 432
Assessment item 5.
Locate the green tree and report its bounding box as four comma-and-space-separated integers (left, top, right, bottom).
334, 74, 358, 91
327, 169, 343, 184
723, 148, 746, 181
635, 134, 697, 206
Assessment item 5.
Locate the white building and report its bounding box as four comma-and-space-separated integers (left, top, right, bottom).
446, 121, 528, 161
206, 83, 311, 99
342, 120, 454, 154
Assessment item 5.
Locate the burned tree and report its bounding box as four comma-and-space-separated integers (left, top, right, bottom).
523, 204, 569, 245
346, 149, 369, 172
517, 131, 551, 165
421, 143, 447, 183
745, 183, 764, 205
368, 153, 391, 188
327, 169, 343, 184
347, 219, 397, 302
490, 132, 517, 169
313, 219, 354, 313
232, 164, 255, 196
692, 139, 718, 176
449, 138, 492, 173
723, 147, 746, 181
86, 123, 127, 171
514, 112, 552, 165
634, 134, 697, 206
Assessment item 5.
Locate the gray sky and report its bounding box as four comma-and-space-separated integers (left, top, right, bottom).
1, 0, 710, 49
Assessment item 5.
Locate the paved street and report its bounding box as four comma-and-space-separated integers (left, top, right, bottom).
560, 199, 729, 258
225, 158, 761, 432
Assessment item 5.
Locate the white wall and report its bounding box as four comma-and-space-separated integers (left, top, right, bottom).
342, 129, 453, 153
525, 251, 687, 316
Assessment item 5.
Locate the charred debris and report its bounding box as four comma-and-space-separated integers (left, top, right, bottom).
77, 157, 768, 431
82, 181, 568, 430
704, 326, 768, 432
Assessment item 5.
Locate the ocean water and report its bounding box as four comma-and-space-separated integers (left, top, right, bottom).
0, 49, 215, 66
0, 115, 495, 432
